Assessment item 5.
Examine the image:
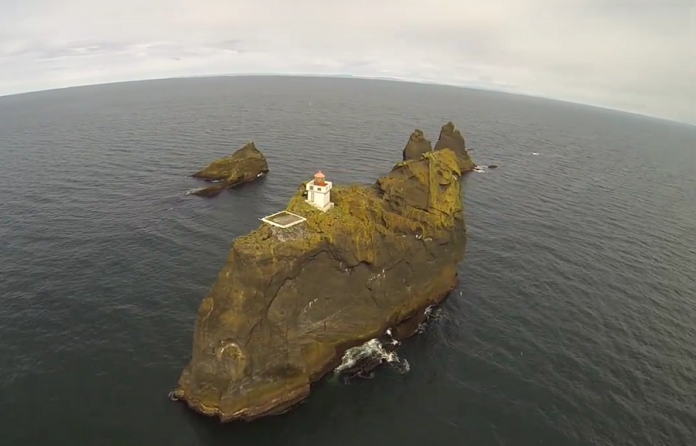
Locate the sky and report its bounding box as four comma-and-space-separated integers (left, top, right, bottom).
1, 0, 694, 124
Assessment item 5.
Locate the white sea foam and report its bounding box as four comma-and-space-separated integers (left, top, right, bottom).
334, 336, 410, 377
417, 304, 440, 333
333, 304, 443, 378
185, 188, 205, 196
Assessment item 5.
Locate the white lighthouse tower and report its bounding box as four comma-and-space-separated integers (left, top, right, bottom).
306, 171, 334, 212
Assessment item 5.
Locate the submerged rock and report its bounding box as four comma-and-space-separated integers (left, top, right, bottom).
191, 142, 269, 196
171, 124, 475, 421
433, 121, 476, 172
488, 164, 499, 169
189, 181, 231, 198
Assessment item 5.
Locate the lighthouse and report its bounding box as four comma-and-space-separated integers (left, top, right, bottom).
305, 171, 334, 212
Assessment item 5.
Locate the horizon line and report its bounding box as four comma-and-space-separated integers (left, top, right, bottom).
0, 73, 693, 128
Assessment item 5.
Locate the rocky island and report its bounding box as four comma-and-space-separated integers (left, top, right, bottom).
189, 142, 269, 197
171, 122, 475, 421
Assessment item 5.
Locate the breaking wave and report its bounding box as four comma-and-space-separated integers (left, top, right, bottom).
333, 305, 445, 380
334, 336, 410, 378
417, 304, 441, 333
185, 187, 205, 196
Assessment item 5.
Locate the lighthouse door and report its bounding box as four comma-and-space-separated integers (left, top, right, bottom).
310, 191, 314, 202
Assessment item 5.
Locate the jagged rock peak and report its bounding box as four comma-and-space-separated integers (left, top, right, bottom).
237, 141, 260, 154
434, 121, 465, 151
433, 122, 475, 172
402, 129, 433, 161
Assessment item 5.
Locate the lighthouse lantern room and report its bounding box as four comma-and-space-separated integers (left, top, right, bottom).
306, 171, 334, 212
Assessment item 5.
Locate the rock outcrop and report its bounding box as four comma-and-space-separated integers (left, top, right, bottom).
171, 124, 475, 421
402, 129, 432, 161
190, 142, 269, 197
403, 122, 476, 172
433, 122, 476, 172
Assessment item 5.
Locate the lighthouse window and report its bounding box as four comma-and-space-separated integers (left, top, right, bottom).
317, 187, 322, 191
309, 186, 313, 190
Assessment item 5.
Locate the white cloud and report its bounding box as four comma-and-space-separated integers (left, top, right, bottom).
0, 0, 693, 123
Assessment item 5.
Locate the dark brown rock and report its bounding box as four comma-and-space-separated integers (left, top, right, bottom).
171, 125, 474, 422
402, 129, 432, 161
433, 121, 476, 172
488, 164, 499, 169
390, 303, 431, 340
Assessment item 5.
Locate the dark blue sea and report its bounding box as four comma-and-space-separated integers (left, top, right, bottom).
1, 76, 695, 446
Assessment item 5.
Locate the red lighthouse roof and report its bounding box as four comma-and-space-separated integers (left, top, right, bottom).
314, 171, 325, 178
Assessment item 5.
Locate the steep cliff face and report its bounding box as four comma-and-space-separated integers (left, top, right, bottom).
172, 125, 474, 421
190, 142, 269, 197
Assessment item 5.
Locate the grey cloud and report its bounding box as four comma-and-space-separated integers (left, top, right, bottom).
208, 40, 244, 51
0, 0, 693, 124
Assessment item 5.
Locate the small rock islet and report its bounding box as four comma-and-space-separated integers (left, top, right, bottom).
189, 142, 269, 197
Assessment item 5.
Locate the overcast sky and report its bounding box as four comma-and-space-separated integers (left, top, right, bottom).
1, 0, 694, 123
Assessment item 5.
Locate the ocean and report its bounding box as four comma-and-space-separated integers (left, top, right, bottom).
0, 76, 694, 446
